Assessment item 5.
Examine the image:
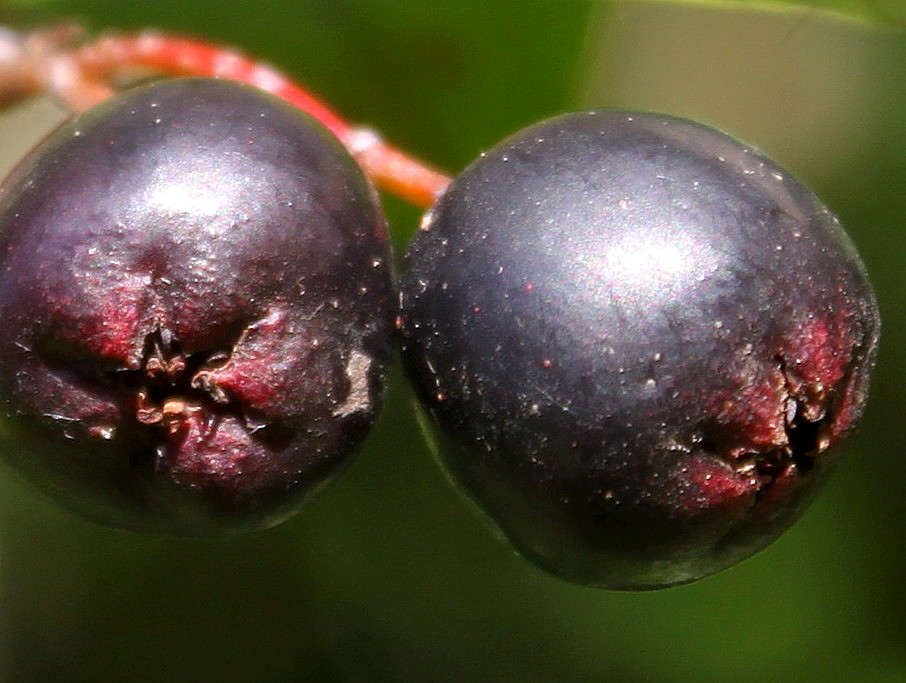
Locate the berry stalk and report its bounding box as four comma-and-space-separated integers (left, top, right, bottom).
0, 27, 451, 208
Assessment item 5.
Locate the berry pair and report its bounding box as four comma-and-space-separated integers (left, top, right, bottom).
0, 78, 879, 589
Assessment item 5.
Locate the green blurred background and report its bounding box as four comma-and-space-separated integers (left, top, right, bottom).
0, 1, 903, 681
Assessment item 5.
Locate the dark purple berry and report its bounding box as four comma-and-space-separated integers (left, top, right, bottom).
399, 110, 880, 589
0, 78, 395, 534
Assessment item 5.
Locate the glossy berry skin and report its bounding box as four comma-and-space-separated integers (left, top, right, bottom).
399, 111, 880, 590
0, 78, 395, 534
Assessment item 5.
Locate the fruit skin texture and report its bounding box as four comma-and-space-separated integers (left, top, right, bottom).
399, 110, 880, 590
0, 78, 395, 534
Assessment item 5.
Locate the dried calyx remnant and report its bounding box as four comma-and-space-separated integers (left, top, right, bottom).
123, 328, 251, 438
755, 360, 828, 481
0, 78, 396, 534
705, 360, 827, 498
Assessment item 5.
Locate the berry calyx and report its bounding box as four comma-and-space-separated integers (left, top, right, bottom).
399, 110, 880, 589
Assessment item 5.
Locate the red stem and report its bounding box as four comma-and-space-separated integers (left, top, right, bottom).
32, 29, 451, 208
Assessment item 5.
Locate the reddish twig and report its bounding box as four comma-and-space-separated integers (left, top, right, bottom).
0, 27, 451, 208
